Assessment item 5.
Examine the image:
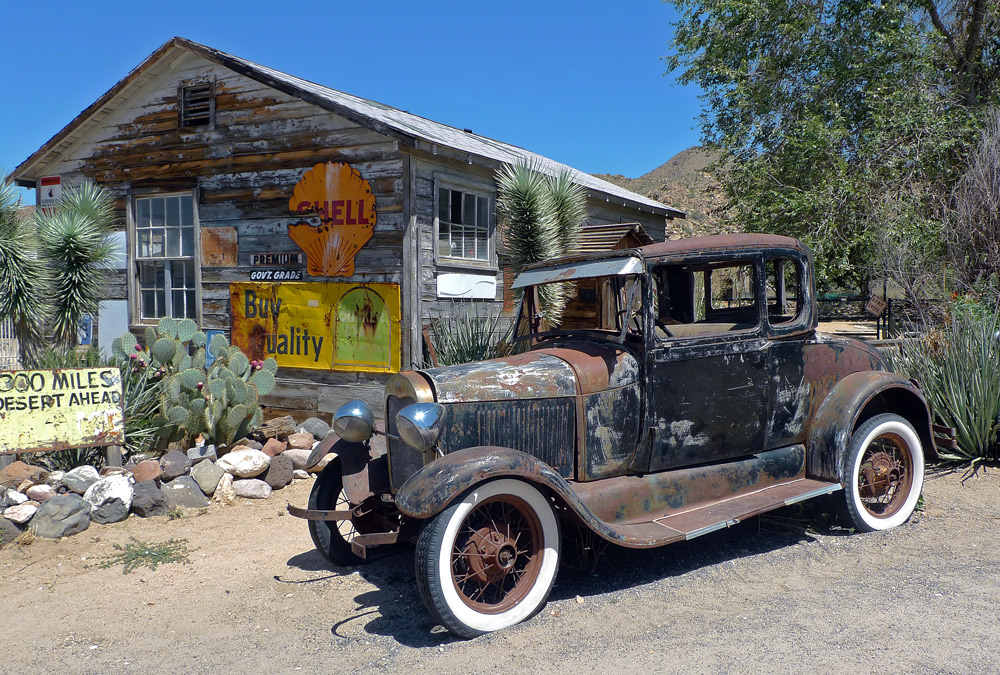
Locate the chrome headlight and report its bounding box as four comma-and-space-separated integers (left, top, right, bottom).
395, 402, 446, 452
333, 399, 375, 443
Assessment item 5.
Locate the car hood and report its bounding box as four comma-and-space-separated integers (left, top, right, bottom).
420, 341, 640, 403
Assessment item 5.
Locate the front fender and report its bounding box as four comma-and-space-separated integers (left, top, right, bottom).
395, 446, 573, 519
807, 370, 933, 482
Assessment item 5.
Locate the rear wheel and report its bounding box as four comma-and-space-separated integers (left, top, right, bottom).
842, 413, 924, 532
415, 479, 560, 638
308, 460, 366, 566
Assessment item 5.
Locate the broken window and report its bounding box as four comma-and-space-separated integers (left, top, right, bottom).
132, 194, 200, 321
179, 83, 214, 128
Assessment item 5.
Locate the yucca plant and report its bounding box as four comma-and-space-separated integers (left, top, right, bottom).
0, 176, 50, 363
426, 302, 510, 367
887, 303, 1000, 464
34, 181, 116, 349
496, 162, 587, 328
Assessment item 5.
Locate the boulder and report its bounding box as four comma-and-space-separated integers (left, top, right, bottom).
83, 474, 133, 515
286, 432, 315, 450
213, 473, 237, 506
261, 438, 287, 457
17, 479, 35, 493
0, 461, 47, 488
233, 479, 272, 499
263, 453, 293, 490
91, 498, 129, 524
99, 466, 126, 477
130, 460, 161, 484
312, 453, 336, 473
159, 450, 192, 482
233, 438, 263, 450
45, 471, 65, 488
256, 415, 297, 440
187, 444, 217, 465
31, 495, 91, 538
298, 417, 331, 441
5, 489, 28, 506
161, 476, 210, 509
281, 449, 315, 471
216, 448, 270, 478
0, 517, 21, 545
131, 481, 168, 517
25, 484, 55, 504
190, 460, 224, 495
4, 502, 38, 525
62, 466, 100, 495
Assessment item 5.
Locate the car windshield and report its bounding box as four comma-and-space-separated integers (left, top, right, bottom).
512, 258, 645, 342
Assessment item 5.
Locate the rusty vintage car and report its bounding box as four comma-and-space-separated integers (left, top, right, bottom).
289, 234, 943, 637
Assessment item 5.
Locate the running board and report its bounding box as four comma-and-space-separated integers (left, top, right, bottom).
608, 479, 842, 547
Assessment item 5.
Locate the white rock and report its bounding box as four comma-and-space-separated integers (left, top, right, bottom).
83, 474, 134, 512
4, 502, 38, 524
6, 489, 28, 505
233, 479, 272, 499
281, 449, 314, 471
216, 449, 271, 478
213, 473, 237, 506
45, 471, 65, 487
292, 469, 310, 480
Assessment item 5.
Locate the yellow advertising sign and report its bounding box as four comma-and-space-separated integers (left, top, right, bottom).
287, 162, 377, 277
230, 282, 401, 372
0, 368, 125, 455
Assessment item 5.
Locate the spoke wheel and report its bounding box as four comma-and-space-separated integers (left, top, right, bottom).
416, 479, 560, 638
842, 413, 924, 532
308, 459, 373, 566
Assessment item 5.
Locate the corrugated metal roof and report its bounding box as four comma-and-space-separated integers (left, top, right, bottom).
576, 222, 655, 254
183, 39, 682, 217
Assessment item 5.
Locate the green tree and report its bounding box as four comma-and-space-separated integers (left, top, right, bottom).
33, 181, 116, 349
666, 0, 997, 291
0, 177, 50, 362
496, 162, 587, 326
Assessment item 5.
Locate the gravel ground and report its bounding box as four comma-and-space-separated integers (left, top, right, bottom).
2, 467, 998, 674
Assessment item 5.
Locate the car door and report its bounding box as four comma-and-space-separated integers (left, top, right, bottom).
646, 255, 770, 472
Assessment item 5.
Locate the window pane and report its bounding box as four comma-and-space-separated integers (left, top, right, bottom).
173, 290, 187, 318
476, 226, 488, 260
438, 220, 451, 257
138, 230, 151, 258
450, 190, 462, 224
181, 261, 195, 288
186, 290, 197, 318
137, 199, 150, 228
182, 227, 194, 257
180, 196, 193, 227
166, 196, 180, 227
463, 192, 476, 228
167, 227, 181, 257
141, 291, 157, 319
151, 198, 165, 228
476, 196, 489, 260
452, 223, 465, 258
150, 228, 164, 257
438, 187, 449, 223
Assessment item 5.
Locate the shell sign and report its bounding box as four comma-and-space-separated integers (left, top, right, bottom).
288, 162, 376, 277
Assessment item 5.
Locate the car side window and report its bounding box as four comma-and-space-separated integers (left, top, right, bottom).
652, 261, 760, 340
766, 257, 805, 327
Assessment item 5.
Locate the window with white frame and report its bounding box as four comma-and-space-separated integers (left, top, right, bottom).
133, 194, 199, 321
437, 184, 492, 263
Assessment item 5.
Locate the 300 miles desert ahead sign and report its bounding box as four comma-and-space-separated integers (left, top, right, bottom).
0, 368, 125, 455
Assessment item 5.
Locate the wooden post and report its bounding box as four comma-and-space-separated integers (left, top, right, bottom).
105, 445, 123, 468
0, 454, 12, 470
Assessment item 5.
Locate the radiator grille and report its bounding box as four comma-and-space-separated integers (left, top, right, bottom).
386, 395, 421, 489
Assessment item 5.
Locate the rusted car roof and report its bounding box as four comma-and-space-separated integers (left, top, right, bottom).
639, 233, 807, 258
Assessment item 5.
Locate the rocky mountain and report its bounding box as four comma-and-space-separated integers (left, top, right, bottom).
594, 146, 731, 237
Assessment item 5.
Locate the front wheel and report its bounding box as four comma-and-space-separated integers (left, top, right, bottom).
415, 479, 561, 638
842, 413, 925, 532
307, 460, 366, 566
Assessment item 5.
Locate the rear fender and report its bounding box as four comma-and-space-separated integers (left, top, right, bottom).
807, 371, 935, 482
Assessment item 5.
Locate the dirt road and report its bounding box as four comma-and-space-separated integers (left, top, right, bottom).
2, 468, 998, 674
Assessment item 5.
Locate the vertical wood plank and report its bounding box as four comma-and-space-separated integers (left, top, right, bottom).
105, 445, 123, 468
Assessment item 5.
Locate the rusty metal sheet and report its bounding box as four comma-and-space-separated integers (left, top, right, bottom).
200, 226, 238, 267
511, 256, 643, 289
0, 368, 124, 455
422, 352, 577, 403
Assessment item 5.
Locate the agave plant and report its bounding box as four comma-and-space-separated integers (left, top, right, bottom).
33, 181, 116, 349
887, 303, 1000, 463
496, 162, 587, 327
0, 176, 50, 363
426, 302, 510, 367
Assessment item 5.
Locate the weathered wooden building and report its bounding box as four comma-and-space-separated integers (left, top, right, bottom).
12, 37, 683, 415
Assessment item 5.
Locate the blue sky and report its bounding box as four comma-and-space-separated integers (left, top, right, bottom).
1, 1, 702, 203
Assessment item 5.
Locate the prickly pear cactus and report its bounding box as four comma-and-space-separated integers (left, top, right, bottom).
111, 321, 275, 451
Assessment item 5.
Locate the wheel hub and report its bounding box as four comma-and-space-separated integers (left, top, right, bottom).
463, 526, 519, 584
860, 451, 900, 499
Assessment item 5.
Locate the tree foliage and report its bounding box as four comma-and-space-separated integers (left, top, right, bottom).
666, 0, 998, 291
496, 162, 587, 325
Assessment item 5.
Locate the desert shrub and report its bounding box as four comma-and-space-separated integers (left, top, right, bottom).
425, 303, 511, 367
887, 301, 1000, 463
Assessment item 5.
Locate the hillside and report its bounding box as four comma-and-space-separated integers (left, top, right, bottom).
594, 146, 731, 237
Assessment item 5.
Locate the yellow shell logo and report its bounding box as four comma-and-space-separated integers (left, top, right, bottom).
287, 162, 376, 277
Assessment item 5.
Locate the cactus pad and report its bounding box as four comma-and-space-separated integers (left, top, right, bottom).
177, 318, 198, 342
249, 369, 275, 397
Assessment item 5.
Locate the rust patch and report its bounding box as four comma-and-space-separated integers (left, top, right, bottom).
200, 226, 238, 267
